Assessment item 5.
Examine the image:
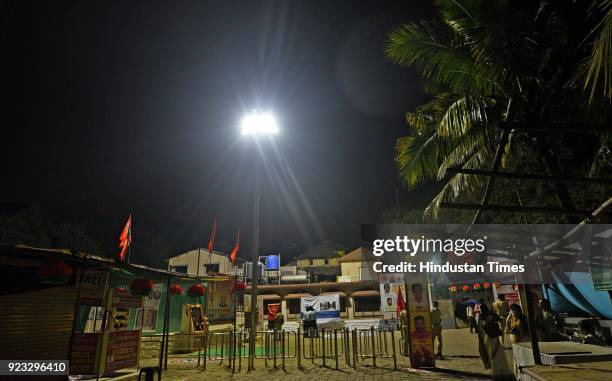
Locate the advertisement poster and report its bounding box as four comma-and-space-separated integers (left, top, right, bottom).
208, 280, 233, 322
105, 330, 140, 372
379, 273, 405, 319
69, 333, 100, 375
407, 273, 435, 368
300, 294, 340, 323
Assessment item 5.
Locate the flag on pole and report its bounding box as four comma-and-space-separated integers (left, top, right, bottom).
230, 228, 240, 263
208, 218, 217, 259
118, 214, 132, 261
397, 286, 406, 315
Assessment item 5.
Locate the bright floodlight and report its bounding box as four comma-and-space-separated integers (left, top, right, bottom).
240, 111, 279, 136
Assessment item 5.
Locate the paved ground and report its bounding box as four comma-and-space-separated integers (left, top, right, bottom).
144, 328, 511, 380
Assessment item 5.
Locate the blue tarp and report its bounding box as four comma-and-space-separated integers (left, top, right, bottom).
550, 272, 612, 319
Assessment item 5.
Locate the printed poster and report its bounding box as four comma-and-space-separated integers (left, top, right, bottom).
379, 273, 405, 319
105, 331, 140, 372
69, 333, 101, 375
208, 280, 233, 321
407, 273, 435, 368
300, 294, 340, 323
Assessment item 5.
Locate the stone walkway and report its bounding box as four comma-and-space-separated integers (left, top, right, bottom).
147, 328, 506, 380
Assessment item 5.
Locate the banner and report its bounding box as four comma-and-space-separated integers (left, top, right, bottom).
208, 280, 233, 322
69, 333, 100, 375
379, 273, 405, 319
300, 294, 340, 323
105, 331, 140, 372
406, 273, 435, 368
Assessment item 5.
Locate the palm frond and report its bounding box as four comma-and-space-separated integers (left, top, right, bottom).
385, 20, 505, 96
584, 0, 612, 102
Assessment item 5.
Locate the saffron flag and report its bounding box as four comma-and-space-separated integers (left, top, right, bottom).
230, 229, 240, 263
208, 218, 216, 259
397, 286, 406, 315
118, 214, 132, 261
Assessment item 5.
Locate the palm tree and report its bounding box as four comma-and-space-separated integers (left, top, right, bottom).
386, 0, 610, 222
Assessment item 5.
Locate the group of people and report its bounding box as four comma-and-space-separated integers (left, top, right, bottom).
465, 293, 595, 381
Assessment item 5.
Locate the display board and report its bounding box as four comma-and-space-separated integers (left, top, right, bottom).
300, 294, 340, 323
104, 330, 140, 372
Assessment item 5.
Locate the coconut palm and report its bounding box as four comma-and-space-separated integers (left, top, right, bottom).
386, 0, 609, 221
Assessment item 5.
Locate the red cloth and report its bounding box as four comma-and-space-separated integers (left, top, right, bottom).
397, 286, 406, 314
230, 229, 240, 263
118, 214, 132, 261
207, 218, 217, 258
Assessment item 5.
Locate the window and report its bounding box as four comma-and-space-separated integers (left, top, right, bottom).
204, 263, 220, 273
354, 296, 380, 312
288, 299, 301, 314
172, 265, 188, 274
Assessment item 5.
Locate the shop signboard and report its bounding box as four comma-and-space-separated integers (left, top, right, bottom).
78, 270, 109, 306
104, 330, 140, 372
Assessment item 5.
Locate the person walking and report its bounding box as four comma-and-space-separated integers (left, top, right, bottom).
431, 301, 443, 358
477, 304, 514, 381
492, 294, 510, 345
467, 302, 476, 333
505, 304, 529, 344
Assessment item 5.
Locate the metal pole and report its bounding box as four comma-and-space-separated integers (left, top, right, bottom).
297, 327, 302, 369
371, 326, 376, 368
197, 248, 201, 277
352, 328, 357, 369
334, 329, 338, 370
273, 329, 277, 369
322, 327, 326, 367
391, 329, 397, 370
523, 284, 542, 365
249, 159, 262, 370
281, 330, 286, 371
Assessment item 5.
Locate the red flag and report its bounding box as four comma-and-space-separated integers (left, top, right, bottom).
207, 218, 217, 258
397, 286, 406, 315
118, 214, 132, 261
230, 229, 240, 263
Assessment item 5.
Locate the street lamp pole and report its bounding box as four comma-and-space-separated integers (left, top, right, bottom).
248, 158, 261, 370
240, 110, 278, 370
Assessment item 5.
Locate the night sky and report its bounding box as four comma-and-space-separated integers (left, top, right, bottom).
2, 1, 437, 261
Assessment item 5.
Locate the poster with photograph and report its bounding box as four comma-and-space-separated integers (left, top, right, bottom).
406, 273, 435, 368
208, 279, 233, 321
300, 293, 340, 323
379, 273, 405, 319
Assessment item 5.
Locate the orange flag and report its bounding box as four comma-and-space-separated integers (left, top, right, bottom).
118, 214, 132, 261
397, 286, 406, 315
207, 218, 217, 259
230, 229, 240, 263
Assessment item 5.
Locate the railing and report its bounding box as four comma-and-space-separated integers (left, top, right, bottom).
144, 326, 402, 372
